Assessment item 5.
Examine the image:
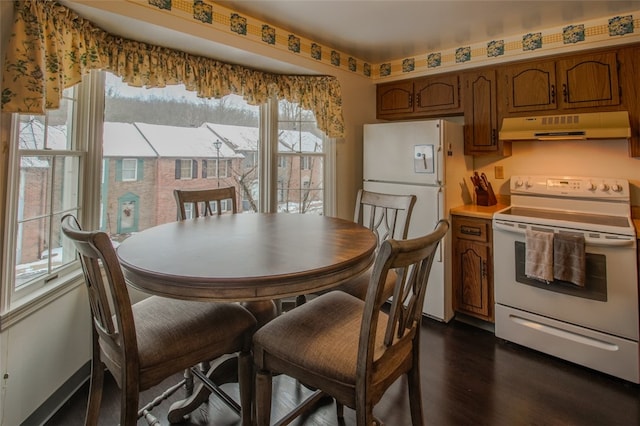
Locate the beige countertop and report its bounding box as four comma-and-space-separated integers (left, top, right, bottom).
450, 203, 509, 220
451, 203, 640, 238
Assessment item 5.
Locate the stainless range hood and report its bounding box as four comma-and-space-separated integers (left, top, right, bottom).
499, 111, 631, 141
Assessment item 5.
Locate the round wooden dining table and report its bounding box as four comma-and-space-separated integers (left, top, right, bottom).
116, 212, 377, 423
117, 212, 377, 302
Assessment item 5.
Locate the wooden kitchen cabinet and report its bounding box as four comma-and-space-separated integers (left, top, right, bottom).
413, 74, 463, 115
502, 60, 558, 113
463, 69, 510, 156
557, 52, 620, 109
376, 74, 462, 119
452, 215, 494, 322
376, 80, 414, 117
501, 52, 621, 114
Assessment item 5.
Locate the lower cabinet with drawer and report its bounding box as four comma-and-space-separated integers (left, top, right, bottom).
452, 214, 494, 322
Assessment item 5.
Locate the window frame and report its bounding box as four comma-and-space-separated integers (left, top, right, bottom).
0, 71, 105, 327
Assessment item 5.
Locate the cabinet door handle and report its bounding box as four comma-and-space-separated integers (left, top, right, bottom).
409, 93, 414, 108
492, 129, 497, 145
481, 260, 487, 278
562, 83, 568, 102
416, 93, 420, 108
550, 84, 556, 103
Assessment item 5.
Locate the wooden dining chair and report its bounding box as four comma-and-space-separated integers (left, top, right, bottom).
299, 189, 417, 306
173, 186, 237, 220
253, 220, 449, 426
60, 214, 256, 426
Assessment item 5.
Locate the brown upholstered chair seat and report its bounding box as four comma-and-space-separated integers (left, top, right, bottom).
253, 291, 410, 404
131, 297, 256, 390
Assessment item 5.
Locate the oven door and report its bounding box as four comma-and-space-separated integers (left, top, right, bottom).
493, 219, 639, 340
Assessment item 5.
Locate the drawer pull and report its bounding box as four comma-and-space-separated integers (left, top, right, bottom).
460, 226, 481, 236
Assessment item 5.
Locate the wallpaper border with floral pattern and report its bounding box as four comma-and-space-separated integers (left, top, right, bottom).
138, 0, 640, 80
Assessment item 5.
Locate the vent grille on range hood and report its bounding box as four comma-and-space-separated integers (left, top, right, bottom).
499, 111, 631, 141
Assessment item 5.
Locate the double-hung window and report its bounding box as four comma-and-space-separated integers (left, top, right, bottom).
177, 159, 195, 180
1, 72, 105, 314
120, 158, 138, 181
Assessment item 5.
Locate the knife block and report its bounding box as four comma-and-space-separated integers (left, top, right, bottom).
475, 183, 498, 206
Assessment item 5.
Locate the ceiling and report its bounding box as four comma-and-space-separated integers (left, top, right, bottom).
60, 1, 639, 72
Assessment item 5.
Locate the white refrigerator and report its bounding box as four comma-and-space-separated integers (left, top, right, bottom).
363, 120, 470, 322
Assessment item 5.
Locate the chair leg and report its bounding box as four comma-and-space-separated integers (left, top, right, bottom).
255, 369, 273, 426
184, 367, 194, 397
407, 367, 425, 426
85, 358, 104, 426
238, 350, 252, 426
85, 331, 104, 426
355, 398, 375, 426
336, 401, 344, 419
121, 377, 140, 426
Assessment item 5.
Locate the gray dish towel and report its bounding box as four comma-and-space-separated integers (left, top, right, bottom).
553, 233, 586, 287
525, 229, 554, 283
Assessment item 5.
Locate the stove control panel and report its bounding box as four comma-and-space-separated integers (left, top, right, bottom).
511, 176, 630, 199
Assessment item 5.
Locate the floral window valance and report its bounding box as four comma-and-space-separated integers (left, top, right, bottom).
1, 0, 345, 138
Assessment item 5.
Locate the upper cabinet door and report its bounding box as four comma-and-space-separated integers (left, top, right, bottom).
463, 69, 499, 154
504, 61, 557, 113
557, 52, 620, 109
414, 74, 463, 114
376, 81, 414, 117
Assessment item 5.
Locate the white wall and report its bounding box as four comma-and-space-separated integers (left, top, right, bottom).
474, 139, 640, 204
0, 285, 91, 426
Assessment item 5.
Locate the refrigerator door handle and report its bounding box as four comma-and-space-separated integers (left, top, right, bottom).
436, 187, 443, 263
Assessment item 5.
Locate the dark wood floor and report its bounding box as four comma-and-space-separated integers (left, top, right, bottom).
45, 318, 639, 426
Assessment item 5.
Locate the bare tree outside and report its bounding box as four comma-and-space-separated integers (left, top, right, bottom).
277, 100, 325, 215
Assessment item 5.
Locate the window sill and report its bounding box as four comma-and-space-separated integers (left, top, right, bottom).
0, 270, 84, 331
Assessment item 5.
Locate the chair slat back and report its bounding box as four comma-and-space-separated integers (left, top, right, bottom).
358, 220, 449, 376
61, 214, 138, 382
354, 189, 417, 246
174, 187, 237, 220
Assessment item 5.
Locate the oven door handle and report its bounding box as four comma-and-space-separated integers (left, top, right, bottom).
583, 237, 636, 247
493, 221, 636, 247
